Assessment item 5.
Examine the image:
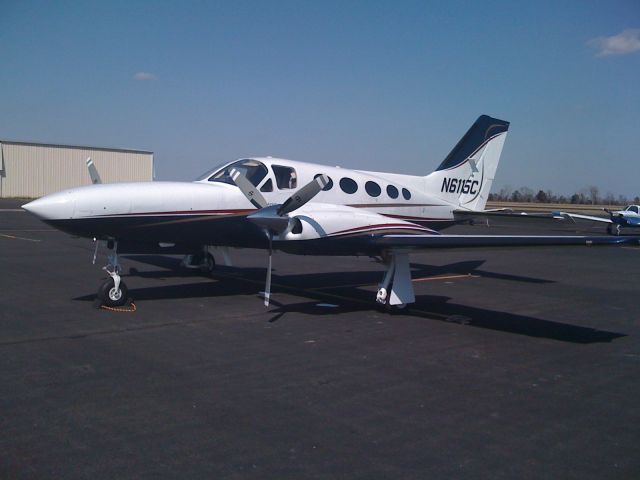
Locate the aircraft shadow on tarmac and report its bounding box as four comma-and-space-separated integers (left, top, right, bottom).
74, 255, 622, 345
124, 256, 555, 285
262, 294, 624, 345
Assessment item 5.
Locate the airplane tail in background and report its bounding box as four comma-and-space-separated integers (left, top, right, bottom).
424, 115, 509, 211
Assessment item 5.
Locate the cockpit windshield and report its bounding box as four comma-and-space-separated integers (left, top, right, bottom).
194, 162, 230, 181
625, 205, 639, 214
197, 159, 268, 187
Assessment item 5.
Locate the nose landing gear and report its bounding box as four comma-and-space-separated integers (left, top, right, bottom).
96, 241, 130, 308
98, 275, 129, 307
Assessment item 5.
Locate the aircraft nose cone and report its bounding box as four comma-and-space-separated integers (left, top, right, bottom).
22, 191, 75, 220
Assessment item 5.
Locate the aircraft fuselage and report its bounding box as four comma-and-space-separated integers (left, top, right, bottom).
24, 158, 457, 255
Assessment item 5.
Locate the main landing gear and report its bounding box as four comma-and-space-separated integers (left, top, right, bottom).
376, 251, 415, 310
96, 240, 130, 308
607, 224, 622, 236
180, 247, 216, 273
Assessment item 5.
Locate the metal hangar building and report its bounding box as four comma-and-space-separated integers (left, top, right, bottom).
0, 140, 153, 198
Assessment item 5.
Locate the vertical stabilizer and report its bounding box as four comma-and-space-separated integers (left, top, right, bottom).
424, 115, 509, 211
86, 157, 102, 185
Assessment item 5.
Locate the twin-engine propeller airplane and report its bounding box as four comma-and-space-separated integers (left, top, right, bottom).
555, 205, 640, 235
23, 115, 639, 309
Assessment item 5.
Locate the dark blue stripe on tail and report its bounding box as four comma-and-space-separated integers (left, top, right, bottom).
436, 115, 510, 171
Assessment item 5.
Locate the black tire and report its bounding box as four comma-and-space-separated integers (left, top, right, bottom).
199, 252, 216, 273
98, 278, 129, 307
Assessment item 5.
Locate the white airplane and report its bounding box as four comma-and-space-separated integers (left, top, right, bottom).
555, 205, 640, 235
22, 115, 639, 309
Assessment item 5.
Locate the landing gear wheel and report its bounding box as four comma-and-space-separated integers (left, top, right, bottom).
181, 252, 216, 274
98, 278, 129, 307
376, 284, 406, 313
199, 252, 216, 273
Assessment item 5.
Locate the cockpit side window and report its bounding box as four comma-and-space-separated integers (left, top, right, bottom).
208, 159, 268, 187
628, 206, 639, 214
260, 178, 273, 192
273, 165, 297, 189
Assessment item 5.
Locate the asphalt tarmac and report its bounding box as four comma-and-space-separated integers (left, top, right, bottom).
2, 199, 639, 479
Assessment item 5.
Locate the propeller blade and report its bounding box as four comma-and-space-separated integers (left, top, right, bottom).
277, 174, 329, 216
264, 233, 273, 307
230, 168, 268, 209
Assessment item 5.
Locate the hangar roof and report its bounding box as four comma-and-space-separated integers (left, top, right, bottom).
0, 139, 152, 155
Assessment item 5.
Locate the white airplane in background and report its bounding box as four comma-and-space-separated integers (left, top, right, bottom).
556, 205, 640, 235
23, 115, 639, 309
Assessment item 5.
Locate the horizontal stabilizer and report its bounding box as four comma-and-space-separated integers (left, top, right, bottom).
453, 209, 566, 228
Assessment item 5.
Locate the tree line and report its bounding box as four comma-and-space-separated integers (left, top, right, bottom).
488, 186, 640, 205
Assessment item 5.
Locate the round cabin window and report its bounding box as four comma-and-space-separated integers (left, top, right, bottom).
365, 181, 381, 197
339, 177, 358, 194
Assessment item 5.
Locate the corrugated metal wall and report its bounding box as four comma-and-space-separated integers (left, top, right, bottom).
0, 141, 153, 198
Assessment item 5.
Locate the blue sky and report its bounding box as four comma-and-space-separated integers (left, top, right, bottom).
1, 0, 638, 197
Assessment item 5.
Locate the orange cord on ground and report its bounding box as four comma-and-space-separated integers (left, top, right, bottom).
100, 302, 137, 313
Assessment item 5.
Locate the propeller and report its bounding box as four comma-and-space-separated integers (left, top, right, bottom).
277, 174, 330, 216
264, 233, 273, 306
603, 208, 622, 221
231, 169, 329, 306
230, 168, 268, 209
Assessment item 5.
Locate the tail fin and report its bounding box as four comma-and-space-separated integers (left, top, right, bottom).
424, 115, 509, 211
86, 157, 102, 184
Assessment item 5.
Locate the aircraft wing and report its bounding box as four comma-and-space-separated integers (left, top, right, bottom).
554, 212, 612, 224
373, 234, 638, 249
